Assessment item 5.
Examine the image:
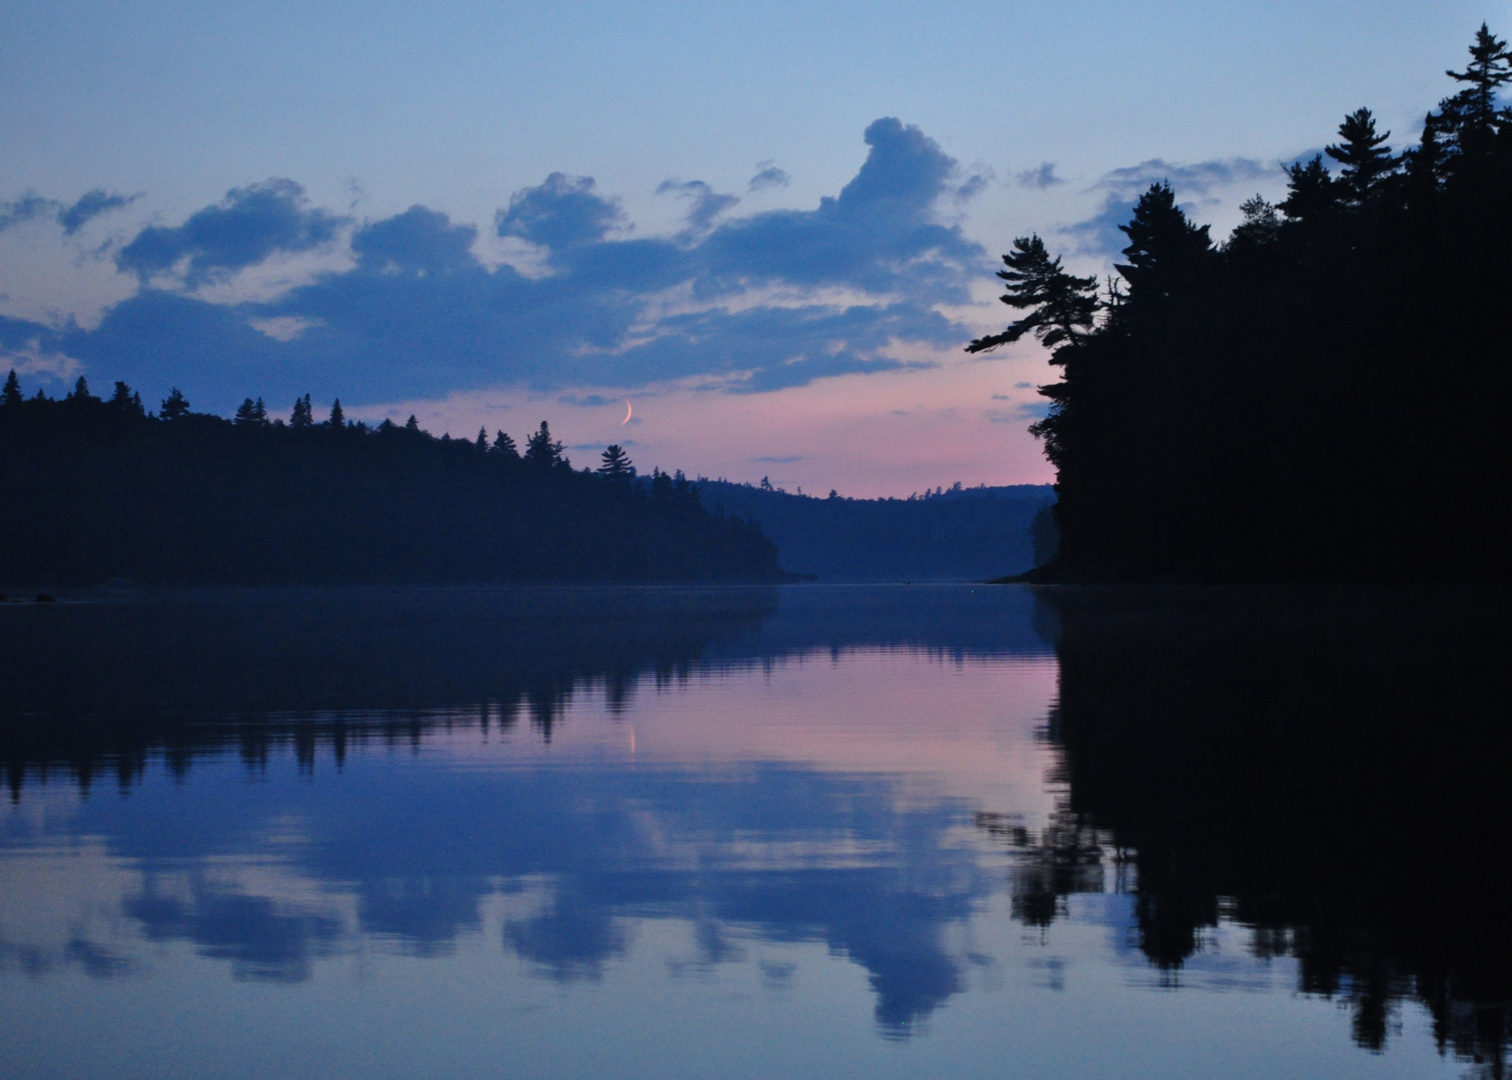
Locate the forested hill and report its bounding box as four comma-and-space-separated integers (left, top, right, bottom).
976, 24, 1512, 582
697, 479, 1055, 581
0, 381, 781, 585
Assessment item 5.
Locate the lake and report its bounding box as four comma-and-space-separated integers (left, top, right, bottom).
1, 584, 1506, 1079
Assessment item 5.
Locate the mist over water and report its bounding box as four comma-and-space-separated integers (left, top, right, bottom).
1, 584, 1505, 1079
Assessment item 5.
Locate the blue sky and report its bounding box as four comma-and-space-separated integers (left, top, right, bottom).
1, 1, 1503, 494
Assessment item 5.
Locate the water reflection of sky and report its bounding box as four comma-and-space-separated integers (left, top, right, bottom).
0, 591, 1477, 1080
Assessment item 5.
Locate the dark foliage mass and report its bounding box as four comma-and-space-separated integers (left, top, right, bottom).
978, 25, 1512, 580
0, 380, 779, 585
697, 479, 1054, 581
1030, 586, 1511, 1071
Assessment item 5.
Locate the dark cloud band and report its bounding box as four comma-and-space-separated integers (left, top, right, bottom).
13, 119, 987, 409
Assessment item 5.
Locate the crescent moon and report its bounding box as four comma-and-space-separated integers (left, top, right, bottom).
620, 400, 632, 426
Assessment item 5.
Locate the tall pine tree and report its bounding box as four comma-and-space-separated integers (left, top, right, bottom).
966, 235, 1099, 354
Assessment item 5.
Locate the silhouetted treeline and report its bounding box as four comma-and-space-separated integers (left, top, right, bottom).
0, 380, 780, 584
975, 25, 1512, 580
1031, 586, 1511, 1071
698, 478, 1054, 580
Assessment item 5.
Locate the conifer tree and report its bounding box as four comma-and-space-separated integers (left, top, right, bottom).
967, 234, 1099, 354
1403, 124, 1447, 197
160, 388, 190, 420
524, 421, 564, 468
405, 414, 420, 432
1443, 24, 1512, 136
328, 399, 345, 427
2, 370, 22, 408
69, 376, 91, 400
1116, 183, 1213, 301
1279, 155, 1339, 224
290, 394, 314, 428
1227, 195, 1281, 249
598, 444, 634, 479
1325, 109, 1397, 202
493, 429, 518, 457
475, 427, 489, 451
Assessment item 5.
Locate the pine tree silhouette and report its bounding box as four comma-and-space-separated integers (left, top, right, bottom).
160, 388, 190, 420
1326, 109, 1397, 202
967, 235, 1099, 354
524, 421, 564, 468
1279, 156, 1339, 223
1116, 183, 1213, 302
598, 444, 634, 479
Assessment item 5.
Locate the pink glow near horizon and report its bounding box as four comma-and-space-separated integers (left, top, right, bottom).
364, 350, 1059, 499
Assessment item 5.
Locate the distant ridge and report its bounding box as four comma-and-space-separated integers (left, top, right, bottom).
697, 479, 1055, 582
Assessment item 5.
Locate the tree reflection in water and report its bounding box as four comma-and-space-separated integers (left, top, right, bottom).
1016, 586, 1511, 1077
2, 583, 1507, 1072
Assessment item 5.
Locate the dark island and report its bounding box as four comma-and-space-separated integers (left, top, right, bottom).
0, 380, 781, 585
977, 24, 1511, 583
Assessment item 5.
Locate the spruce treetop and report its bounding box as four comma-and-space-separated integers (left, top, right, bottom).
1326, 108, 1397, 202
161, 388, 190, 420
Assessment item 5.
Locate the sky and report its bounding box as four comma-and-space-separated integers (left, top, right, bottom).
1, 1, 1504, 496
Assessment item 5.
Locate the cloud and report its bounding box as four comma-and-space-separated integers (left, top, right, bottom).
1096, 157, 1271, 198
0, 193, 51, 233
656, 180, 739, 231
622, 301, 946, 394
690, 119, 982, 302
558, 394, 614, 407
3, 187, 137, 239
247, 315, 319, 342
953, 172, 991, 202
1064, 157, 1273, 256
496, 173, 625, 252
58, 190, 137, 235
987, 401, 1050, 424
837, 118, 955, 219
352, 205, 477, 274
747, 164, 790, 193
29, 119, 985, 408
753, 455, 803, 463
567, 439, 637, 451
116, 179, 345, 286
1016, 163, 1064, 190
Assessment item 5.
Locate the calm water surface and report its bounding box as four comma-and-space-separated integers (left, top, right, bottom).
1, 584, 1506, 1079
